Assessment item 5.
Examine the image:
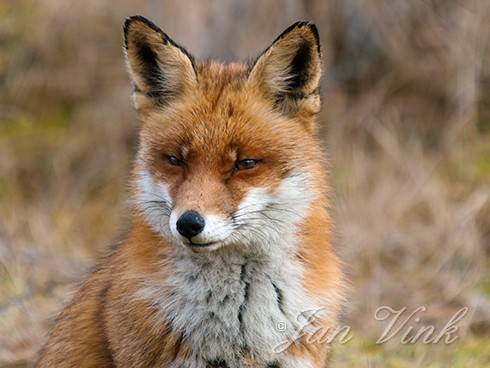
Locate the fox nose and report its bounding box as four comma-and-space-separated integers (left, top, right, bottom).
176, 210, 205, 239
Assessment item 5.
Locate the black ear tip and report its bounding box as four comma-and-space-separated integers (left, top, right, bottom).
274, 21, 321, 54
304, 23, 320, 50
291, 20, 315, 29
293, 21, 320, 53
286, 21, 318, 33
123, 15, 148, 35
123, 15, 166, 47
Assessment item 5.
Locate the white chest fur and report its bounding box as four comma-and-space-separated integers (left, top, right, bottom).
133, 171, 321, 367
136, 248, 319, 368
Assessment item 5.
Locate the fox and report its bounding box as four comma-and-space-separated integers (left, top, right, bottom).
36, 16, 344, 368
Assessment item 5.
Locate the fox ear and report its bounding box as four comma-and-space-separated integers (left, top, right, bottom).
248, 22, 322, 116
123, 16, 197, 112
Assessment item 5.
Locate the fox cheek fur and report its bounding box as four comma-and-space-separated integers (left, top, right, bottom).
128, 17, 323, 253
36, 16, 344, 368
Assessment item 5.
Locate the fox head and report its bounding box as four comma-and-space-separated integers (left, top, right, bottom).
124, 16, 327, 253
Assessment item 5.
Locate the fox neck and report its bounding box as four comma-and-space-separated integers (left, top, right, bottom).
129, 166, 332, 365
133, 223, 321, 367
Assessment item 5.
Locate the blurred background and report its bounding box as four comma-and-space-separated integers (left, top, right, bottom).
1, 0, 489, 366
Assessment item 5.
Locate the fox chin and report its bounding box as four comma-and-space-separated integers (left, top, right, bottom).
36, 16, 345, 368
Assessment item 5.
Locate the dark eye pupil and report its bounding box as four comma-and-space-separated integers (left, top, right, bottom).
167, 155, 181, 166
238, 159, 259, 170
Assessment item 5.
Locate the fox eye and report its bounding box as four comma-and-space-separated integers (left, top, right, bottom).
236, 159, 261, 170
166, 155, 184, 166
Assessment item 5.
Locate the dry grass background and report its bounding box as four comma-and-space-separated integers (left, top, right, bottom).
1, 0, 490, 366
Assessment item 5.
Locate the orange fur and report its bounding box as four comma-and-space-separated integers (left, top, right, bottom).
36, 17, 344, 368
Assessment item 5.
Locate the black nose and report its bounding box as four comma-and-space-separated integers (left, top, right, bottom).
176, 210, 205, 239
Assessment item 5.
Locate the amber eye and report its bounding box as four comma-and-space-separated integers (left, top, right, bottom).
236, 159, 261, 170
166, 155, 184, 166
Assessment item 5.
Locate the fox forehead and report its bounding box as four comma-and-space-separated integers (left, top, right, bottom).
141, 62, 260, 131
139, 62, 308, 163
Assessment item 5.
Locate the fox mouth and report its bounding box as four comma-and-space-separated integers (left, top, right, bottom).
186, 240, 218, 248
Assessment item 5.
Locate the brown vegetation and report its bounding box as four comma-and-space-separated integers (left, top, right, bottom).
1, 0, 489, 366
